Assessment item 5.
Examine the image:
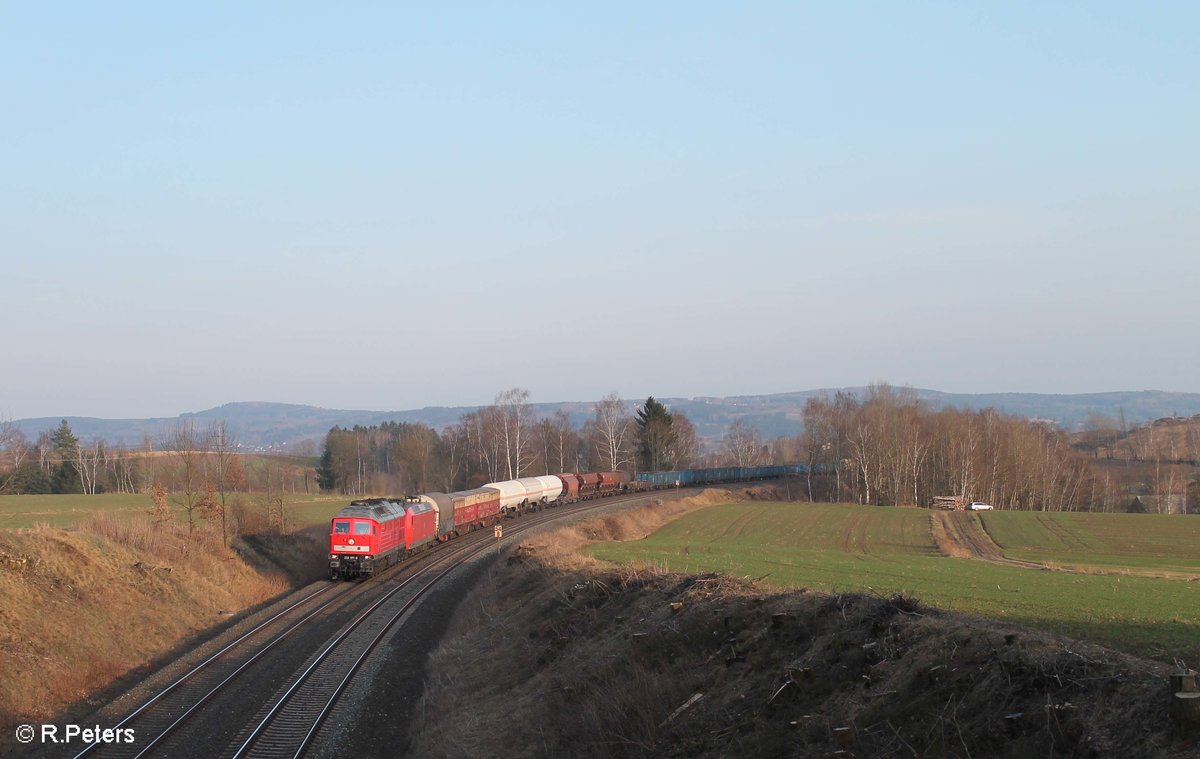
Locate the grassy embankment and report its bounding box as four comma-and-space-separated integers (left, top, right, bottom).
586, 502, 1200, 661
0, 498, 334, 732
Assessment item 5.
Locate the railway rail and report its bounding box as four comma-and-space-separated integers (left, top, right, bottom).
60, 492, 647, 759
228, 497, 630, 759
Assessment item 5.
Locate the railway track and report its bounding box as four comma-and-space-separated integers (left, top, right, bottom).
59, 493, 646, 759
226, 497, 630, 759
67, 582, 359, 759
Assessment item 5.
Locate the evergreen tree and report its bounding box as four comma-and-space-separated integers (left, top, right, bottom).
316, 429, 340, 492
50, 420, 80, 493
50, 419, 78, 455
635, 397, 676, 472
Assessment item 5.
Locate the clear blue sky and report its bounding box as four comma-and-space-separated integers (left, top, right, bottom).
3, 2, 1197, 419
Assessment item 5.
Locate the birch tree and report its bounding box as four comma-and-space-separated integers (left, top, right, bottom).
74, 438, 104, 495
592, 392, 633, 472
494, 387, 534, 479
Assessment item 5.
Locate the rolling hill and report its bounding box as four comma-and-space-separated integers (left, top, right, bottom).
14, 389, 1200, 450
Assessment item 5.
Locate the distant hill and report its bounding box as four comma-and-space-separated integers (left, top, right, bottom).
14, 390, 1200, 450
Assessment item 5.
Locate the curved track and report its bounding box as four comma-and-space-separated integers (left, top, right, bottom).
58, 493, 648, 759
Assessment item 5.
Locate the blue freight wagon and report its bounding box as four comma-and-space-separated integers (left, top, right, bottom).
635, 464, 807, 488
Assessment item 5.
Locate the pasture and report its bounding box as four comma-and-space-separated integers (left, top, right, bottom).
586, 502, 1200, 661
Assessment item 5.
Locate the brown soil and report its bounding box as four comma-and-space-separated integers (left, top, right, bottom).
410, 490, 1194, 758
930, 511, 1010, 561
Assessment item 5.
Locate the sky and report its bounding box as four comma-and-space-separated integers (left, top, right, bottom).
3, 2, 1197, 420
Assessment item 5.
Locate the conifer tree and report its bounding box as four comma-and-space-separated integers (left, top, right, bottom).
635, 397, 676, 472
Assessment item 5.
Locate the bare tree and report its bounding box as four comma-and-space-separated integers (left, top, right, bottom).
0, 418, 30, 494
167, 420, 207, 535
722, 419, 763, 467
542, 410, 577, 474
592, 392, 633, 472
439, 422, 468, 490
462, 408, 505, 483
259, 457, 287, 532
494, 387, 534, 479
209, 420, 237, 546
74, 438, 105, 495
667, 411, 699, 470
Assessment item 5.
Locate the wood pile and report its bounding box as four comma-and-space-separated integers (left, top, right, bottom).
931, 496, 965, 511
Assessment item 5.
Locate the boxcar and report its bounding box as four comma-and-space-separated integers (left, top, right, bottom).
418, 488, 501, 538
450, 487, 502, 532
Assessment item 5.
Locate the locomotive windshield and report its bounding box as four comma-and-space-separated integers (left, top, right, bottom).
334, 521, 350, 534
353, 522, 372, 535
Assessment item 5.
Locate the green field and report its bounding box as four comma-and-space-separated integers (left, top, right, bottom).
586, 502, 1200, 661
0, 492, 348, 529
982, 510, 1200, 575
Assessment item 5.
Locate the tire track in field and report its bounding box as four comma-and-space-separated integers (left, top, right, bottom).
840, 512, 873, 557
930, 511, 1044, 569
1032, 513, 1092, 552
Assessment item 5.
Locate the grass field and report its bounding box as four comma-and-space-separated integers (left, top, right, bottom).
0, 492, 347, 529
982, 510, 1200, 575
586, 502, 1200, 661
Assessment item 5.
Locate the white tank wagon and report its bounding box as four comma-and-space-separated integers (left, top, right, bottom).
484, 479, 528, 514
516, 475, 564, 510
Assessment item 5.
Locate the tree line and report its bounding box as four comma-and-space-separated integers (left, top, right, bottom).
795, 384, 1197, 512
7, 386, 1195, 514
313, 389, 782, 496
0, 417, 315, 540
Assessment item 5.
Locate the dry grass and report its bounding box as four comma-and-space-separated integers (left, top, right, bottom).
410, 486, 1192, 759
0, 516, 305, 731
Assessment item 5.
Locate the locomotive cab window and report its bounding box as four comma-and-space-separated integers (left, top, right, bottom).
354, 522, 373, 535
334, 521, 350, 534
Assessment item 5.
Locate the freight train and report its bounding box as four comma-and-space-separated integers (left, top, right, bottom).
328, 464, 805, 579
328, 470, 631, 579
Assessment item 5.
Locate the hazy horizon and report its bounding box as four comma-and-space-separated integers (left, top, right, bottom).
4, 3, 1197, 421
10, 385, 1200, 425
